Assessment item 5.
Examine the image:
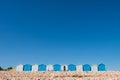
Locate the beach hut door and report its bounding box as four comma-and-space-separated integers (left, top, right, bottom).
63, 66, 66, 71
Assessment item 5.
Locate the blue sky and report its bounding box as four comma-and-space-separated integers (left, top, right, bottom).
0, 0, 120, 70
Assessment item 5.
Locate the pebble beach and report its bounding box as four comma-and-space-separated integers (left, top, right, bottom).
0, 71, 120, 80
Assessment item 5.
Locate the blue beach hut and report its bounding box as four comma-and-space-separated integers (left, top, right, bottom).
38, 64, 46, 71
23, 64, 32, 71
98, 64, 106, 71
53, 64, 61, 71
68, 64, 76, 71
83, 64, 91, 71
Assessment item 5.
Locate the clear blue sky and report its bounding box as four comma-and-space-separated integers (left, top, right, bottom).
0, 0, 120, 70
